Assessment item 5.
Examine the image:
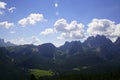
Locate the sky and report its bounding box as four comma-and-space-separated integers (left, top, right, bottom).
0, 0, 120, 46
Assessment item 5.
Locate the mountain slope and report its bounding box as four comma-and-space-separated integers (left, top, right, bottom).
83, 35, 113, 48
7, 43, 57, 70
0, 47, 28, 80
59, 41, 83, 55
115, 37, 120, 45
2, 35, 120, 79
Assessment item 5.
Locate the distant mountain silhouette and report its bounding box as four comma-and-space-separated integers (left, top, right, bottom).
38, 43, 57, 58
1, 35, 120, 79
59, 35, 119, 60
59, 41, 71, 53
59, 41, 83, 55
83, 35, 113, 48
0, 38, 15, 47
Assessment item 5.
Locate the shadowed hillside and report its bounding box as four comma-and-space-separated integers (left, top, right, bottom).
0, 35, 120, 80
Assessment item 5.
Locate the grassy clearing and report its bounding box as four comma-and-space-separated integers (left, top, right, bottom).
30, 69, 54, 79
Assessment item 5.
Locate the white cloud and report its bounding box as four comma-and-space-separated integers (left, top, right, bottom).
57, 30, 85, 40
31, 36, 41, 45
112, 24, 120, 37
57, 32, 70, 39
54, 18, 85, 39
0, 1, 6, 15
87, 18, 120, 42
54, 19, 68, 32
40, 28, 54, 36
0, 1, 16, 15
8, 7, 16, 13
9, 37, 41, 45
87, 19, 115, 37
18, 13, 47, 26
9, 38, 26, 45
0, 21, 14, 29
0, 1, 7, 9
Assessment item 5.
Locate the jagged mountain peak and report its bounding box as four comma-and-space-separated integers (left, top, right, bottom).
83, 35, 113, 48
59, 41, 81, 48
59, 41, 82, 54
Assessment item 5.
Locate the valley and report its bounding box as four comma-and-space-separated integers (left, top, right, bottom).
0, 35, 120, 80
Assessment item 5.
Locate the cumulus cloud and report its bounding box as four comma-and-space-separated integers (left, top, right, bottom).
9, 37, 41, 45
54, 19, 68, 32
8, 7, 16, 13
0, 21, 14, 29
0, 1, 7, 9
0, 1, 16, 15
57, 32, 70, 39
9, 38, 25, 45
54, 18, 120, 41
87, 18, 120, 41
18, 13, 47, 26
0, 1, 6, 15
54, 18, 85, 39
57, 31, 85, 39
40, 28, 54, 36
87, 19, 115, 36
112, 24, 120, 37
31, 36, 41, 45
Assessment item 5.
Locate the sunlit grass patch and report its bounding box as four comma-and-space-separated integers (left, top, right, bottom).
30, 69, 54, 79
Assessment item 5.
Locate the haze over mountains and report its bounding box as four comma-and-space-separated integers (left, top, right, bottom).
0, 35, 120, 80
0, 38, 15, 47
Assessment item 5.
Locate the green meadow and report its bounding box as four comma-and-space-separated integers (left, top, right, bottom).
30, 69, 54, 79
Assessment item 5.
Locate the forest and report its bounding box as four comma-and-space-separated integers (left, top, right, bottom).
0, 35, 120, 80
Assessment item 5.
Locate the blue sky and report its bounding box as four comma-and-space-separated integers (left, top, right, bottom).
0, 0, 120, 46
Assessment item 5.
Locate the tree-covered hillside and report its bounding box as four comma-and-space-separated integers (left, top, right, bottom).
0, 35, 120, 80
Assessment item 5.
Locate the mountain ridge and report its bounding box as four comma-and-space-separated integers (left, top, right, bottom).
0, 38, 15, 47
1, 35, 120, 48
0, 35, 120, 80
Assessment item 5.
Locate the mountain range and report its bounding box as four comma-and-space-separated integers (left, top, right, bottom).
0, 35, 120, 80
